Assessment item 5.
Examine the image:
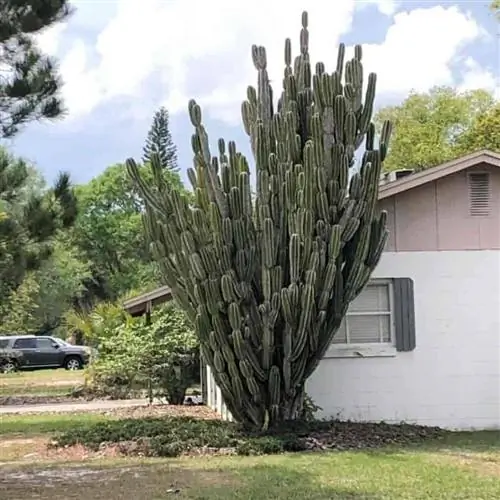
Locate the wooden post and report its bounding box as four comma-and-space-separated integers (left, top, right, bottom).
145, 300, 153, 405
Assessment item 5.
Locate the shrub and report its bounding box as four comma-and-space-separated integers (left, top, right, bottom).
85, 303, 199, 402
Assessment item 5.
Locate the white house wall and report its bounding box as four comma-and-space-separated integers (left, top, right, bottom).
307, 250, 500, 431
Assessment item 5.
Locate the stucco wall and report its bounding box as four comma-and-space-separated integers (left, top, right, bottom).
307, 250, 500, 430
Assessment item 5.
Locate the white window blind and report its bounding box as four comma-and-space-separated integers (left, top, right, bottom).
332, 281, 393, 345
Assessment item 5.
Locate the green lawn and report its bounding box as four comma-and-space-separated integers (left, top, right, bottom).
1, 442, 499, 499
1, 411, 498, 499
0, 412, 109, 435
0, 368, 83, 382
0, 369, 84, 397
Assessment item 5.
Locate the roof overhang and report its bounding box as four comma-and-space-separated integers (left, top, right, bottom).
378, 150, 500, 200
123, 285, 172, 316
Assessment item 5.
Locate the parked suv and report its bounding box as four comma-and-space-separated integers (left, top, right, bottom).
0, 335, 90, 373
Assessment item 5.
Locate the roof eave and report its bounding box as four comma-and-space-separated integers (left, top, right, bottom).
378, 150, 500, 200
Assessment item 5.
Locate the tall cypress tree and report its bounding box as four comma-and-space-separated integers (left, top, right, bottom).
0, 0, 73, 138
142, 107, 179, 172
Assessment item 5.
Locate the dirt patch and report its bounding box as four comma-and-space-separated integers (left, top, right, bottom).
0, 463, 236, 499
0, 403, 218, 419
0, 436, 119, 463
94, 404, 217, 420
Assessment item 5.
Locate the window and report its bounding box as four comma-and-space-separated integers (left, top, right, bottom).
327, 278, 416, 358
13, 338, 36, 349
36, 338, 57, 349
333, 281, 393, 345
468, 172, 490, 216
0, 339, 9, 349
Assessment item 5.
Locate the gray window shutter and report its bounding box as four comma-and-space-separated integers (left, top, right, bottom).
393, 278, 416, 352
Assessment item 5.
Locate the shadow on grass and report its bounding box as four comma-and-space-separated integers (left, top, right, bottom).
0, 461, 383, 500
228, 462, 382, 500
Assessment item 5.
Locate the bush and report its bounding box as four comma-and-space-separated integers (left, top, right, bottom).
52, 416, 447, 458
85, 303, 199, 402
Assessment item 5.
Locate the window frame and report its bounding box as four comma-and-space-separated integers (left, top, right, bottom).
325, 279, 397, 359
36, 338, 58, 350
12, 338, 37, 349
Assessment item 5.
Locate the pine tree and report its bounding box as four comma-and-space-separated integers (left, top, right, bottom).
0, 0, 73, 138
0, 147, 78, 309
143, 107, 179, 172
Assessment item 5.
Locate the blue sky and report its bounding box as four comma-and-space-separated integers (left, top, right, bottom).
4, 0, 499, 187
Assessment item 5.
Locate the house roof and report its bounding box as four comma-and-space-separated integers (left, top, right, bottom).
378, 149, 500, 200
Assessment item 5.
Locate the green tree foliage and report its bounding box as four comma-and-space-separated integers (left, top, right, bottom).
0, 0, 73, 137
143, 107, 179, 172
128, 12, 391, 428
375, 87, 496, 172
455, 103, 500, 155
71, 163, 185, 306
64, 300, 133, 346
0, 237, 92, 334
85, 303, 199, 404
0, 147, 77, 311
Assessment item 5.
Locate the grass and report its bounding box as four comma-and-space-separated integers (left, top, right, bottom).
0, 368, 84, 383
0, 442, 499, 499
0, 384, 76, 397
0, 412, 110, 435
0, 411, 498, 499
0, 368, 84, 397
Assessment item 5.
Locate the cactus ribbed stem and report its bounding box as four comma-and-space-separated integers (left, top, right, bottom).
127, 11, 391, 429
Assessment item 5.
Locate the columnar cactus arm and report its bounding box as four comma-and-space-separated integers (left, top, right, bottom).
127, 10, 392, 429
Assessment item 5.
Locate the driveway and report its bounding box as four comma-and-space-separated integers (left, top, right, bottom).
0, 399, 159, 414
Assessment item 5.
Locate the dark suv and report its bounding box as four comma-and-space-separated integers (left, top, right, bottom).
0, 335, 90, 373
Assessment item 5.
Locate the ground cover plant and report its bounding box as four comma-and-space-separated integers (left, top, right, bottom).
52, 415, 451, 457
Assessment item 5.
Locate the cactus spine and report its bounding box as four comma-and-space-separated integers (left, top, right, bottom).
127, 11, 392, 429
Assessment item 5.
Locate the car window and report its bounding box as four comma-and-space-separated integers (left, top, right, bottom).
12, 338, 37, 349
0, 339, 9, 348
36, 338, 57, 349
53, 337, 70, 347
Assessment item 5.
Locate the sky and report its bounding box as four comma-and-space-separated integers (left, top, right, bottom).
4, 0, 500, 186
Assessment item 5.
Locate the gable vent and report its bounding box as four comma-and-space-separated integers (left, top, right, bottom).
468, 172, 491, 216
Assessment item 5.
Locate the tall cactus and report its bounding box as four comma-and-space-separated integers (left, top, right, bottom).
126, 11, 392, 429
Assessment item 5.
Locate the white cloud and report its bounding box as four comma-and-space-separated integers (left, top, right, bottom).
37, 1, 495, 124
458, 57, 499, 99
35, 21, 68, 56
360, 7, 489, 95
359, 0, 401, 16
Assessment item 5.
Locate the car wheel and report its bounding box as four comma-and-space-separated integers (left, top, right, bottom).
1, 360, 17, 373
64, 357, 82, 370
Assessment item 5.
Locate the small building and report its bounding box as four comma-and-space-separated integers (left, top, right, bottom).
124, 150, 500, 431
308, 149, 500, 430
